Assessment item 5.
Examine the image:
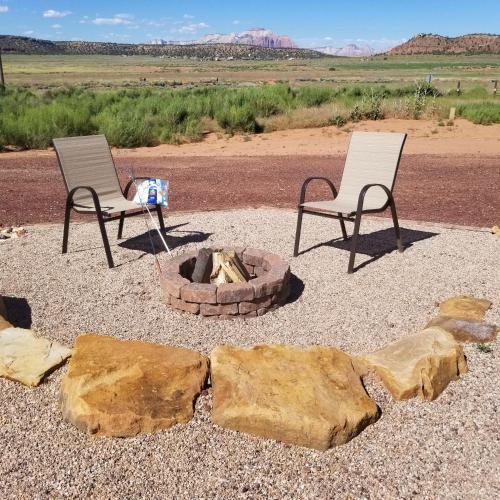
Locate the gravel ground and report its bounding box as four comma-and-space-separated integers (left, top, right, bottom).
0, 208, 498, 499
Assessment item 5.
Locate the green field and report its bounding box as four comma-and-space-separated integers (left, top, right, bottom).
3, 53, 500, 88
1, 54, 499, 150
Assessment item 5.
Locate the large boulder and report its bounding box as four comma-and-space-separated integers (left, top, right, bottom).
61, 334, 209, 437
0, 326, 72, 386
211, 344, 380, 451
359, 327, 467, 401
438, 296, 492, 322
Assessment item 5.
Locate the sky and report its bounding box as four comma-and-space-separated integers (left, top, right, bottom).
0, 1, 498, 50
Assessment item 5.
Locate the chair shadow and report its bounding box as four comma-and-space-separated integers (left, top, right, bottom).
298, 227, 439, 272
119, 227, 213, 255
2, 296, 32, 328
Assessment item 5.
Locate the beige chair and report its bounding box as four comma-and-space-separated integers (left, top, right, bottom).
53, 135, 166, 268
294, 131, 407, 273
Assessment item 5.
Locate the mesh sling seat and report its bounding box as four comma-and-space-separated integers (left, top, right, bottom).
53, 135, 166, 268
294, 131, 407, 273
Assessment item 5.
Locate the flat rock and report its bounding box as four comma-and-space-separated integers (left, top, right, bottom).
360, 327, 467, 401
211, 344, 380, 450
61, 334, 209, 437
426, 316, 498, 343
0, 326, 72, 386
439, 295, 492, 322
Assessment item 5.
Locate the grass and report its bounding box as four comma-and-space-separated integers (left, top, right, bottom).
456, 102, 500, 124
476, 344, 493, 353
0, 78, 498, 150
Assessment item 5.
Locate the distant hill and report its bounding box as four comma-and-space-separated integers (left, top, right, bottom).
0, 35, 325, 60
314, 44, 375, 57
389, 33, 500, 55
153, 28, 297, 49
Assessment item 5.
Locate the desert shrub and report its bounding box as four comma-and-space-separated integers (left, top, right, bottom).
215, 105, 259, 134
296, 86, 335, 107
456, 102, 500, 124
329, 114, 347, 127
350, 89, 385, 121
464, 85, 489, 98
414, 81, 441, 98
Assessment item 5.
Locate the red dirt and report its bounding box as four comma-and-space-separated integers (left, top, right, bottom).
0, 154, 498, 227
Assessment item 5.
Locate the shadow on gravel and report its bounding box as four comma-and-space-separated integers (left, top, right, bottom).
119, 227, 212, 255
2, 296, 32, 328
286, 274, 305, 304
299, 227, 438, 272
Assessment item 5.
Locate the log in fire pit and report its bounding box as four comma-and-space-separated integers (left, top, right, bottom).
160, 247, 290, 318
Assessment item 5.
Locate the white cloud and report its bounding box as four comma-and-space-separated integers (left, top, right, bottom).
178, 22, 209, 34
183, 14, 194, 19
43, 9, 71, 18
51, 24, 62, 29
92, 15, 133, 26
232, 20, 241, 25
0, 6, 8, 13
23, 30, 35, 35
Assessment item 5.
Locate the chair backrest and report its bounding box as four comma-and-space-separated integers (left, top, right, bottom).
53, 135, 122, 204
338, 131, 406, 209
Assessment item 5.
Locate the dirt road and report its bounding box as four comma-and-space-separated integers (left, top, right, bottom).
1, 153, 498, 227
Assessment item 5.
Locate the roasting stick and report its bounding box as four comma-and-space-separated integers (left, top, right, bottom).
128, 170, 173, 266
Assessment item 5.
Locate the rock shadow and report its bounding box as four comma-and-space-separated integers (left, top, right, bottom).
2, 296, 32, 328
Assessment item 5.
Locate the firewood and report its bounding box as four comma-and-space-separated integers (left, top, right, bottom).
208, 250, 251, 285
211, 252, 229, 285
192, 248, 213, 283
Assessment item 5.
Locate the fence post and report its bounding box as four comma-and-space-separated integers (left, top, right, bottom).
0, 49, 5, 88
456, 81, 461, 95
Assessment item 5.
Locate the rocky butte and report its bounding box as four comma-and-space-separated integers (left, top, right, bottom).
152, 28, 297, 49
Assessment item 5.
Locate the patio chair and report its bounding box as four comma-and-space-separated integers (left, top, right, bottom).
294, 131, 407, 273
53, 134, 166, 268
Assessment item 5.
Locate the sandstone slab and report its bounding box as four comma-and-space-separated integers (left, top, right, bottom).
0, 326, 72, 386
360, 327, 467, 401
426, 316, 497, 343
61, 334, 209, 437
211, 344, 380, 450
439, 296, 492, 322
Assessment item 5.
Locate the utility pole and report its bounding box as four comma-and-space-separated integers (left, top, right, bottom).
0, 48, 5, 88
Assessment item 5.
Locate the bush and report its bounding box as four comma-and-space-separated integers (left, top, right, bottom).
215, 105, 259, 134
456, 103, 500, 124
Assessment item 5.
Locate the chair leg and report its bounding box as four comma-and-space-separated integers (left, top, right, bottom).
62, 201, 71, 254
347, 210, 362, 274
293, 207, 304, 257
338, 213, 348, 240
390, 201, 404, 252
117, 211, 125, 239
156, 205, 166, 236
96, 210, 114, 268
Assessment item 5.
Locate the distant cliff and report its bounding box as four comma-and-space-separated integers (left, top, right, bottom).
389, 33, 500, 55
0, 35, 324, 60
154, 28, 297, 49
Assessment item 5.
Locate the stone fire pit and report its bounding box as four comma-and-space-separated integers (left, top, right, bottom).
160, 247, 290, 318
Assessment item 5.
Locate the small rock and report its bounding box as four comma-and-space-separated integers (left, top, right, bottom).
426, 316, 497, 343
439, 295, 492, 322
0, 324, 72, 387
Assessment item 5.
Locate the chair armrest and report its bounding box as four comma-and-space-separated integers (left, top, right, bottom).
123, 176, 150, 199
355, 183, 393, 214
66, 186, 103, 213
299, 177, 339, 205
